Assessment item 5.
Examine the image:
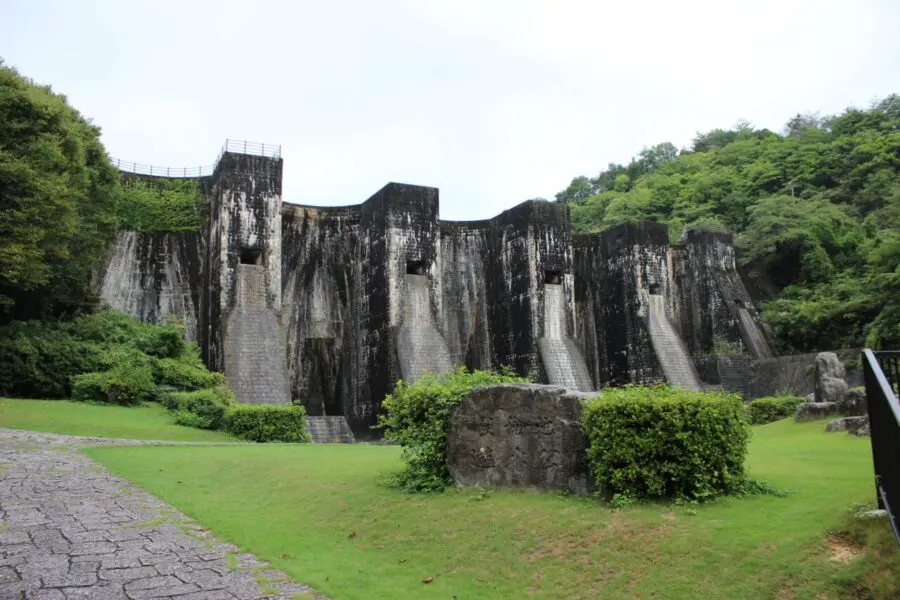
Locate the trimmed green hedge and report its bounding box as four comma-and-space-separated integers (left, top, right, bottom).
746, 395, 806, 425
224, 405, 311, 443
377, 366, 528, 492
162, 386, 235, 430
582, 386, 749, 502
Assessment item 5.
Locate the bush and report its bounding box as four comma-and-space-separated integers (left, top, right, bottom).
224, 404, 311, 443
0, 320, 103, 397
746, 395, 806, 425
173, 410, 214, 429
582, 386, 749, 502
162, 386, 235, 430
152, 346, 225, 390
0, 311, 224, 401
377, 366, 529, 492
71, 364, 156, 406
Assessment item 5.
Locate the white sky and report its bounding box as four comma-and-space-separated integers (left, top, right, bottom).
2, 0, 899, 219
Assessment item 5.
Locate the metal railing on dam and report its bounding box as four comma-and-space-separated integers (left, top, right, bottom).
111, 139, 281, 178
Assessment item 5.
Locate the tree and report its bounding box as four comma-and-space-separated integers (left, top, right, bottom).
0, 60, 120, 320
554, 176, 596, 204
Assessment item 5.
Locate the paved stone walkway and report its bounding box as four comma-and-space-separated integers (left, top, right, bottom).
0, 429, 324, 600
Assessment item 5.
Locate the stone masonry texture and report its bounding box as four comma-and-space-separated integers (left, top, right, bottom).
0, 428, 323, 600
447, 384, 594, 496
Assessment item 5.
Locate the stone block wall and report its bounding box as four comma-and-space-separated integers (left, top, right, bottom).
436, 220, 493, 370
281, 204, 359, 416
202, 153, 289, 404
93, 230, 204, 341
673, 231, 773, 359
487, 201, 581, 382
574, 221, 670, 387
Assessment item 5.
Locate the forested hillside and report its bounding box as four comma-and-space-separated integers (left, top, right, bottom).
557, 99, 900, 352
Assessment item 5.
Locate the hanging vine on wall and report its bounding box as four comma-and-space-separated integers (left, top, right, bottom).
118, 178, 204, 232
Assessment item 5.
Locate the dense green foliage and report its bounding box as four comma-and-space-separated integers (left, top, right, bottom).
224, 404, 311, 443
0, 61, 121, 320
378, 366, 529, 492
581, 386, 749, 501
560, 98, 900, 351
746, 395, 806, 425
118, 178, 204, 232
161, 386, 235, 430
71, 363, 156, 406
0, 311, 223, 405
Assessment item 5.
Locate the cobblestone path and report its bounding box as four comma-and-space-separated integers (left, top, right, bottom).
0, 429, 324, 600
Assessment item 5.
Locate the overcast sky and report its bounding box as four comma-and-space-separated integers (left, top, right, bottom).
3, 0, 899, 219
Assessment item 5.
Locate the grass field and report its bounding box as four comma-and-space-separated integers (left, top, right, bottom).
85, 419, 898, 600
0, 398, 237, 442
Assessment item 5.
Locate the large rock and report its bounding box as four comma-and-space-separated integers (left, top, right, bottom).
795, 401, 840, 422
851, 420, 871, 437
815, 352, 848, 404
825, 416, 869, 435
841, 387, 868, 416
447, 384, 593, 495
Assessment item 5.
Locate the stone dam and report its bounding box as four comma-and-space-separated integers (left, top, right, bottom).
96, 144, 781, 439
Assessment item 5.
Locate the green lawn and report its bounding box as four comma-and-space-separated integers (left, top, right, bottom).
0, 398, 237, 442
85, 419, 897, 600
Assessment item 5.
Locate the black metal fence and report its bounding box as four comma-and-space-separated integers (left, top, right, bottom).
112, 139, 281, 178
863, 349, 900, 545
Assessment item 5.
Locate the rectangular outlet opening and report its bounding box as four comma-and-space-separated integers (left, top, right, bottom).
240, 248, 263, 265
544, 270, 563, 285
406, 260, 426, 275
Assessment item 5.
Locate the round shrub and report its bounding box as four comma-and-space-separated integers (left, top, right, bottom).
162, 386, 235, 430
582, 386, 749, 502
71, 364, 156, 406
224, 404, 311, 443
746, 395, 806, 425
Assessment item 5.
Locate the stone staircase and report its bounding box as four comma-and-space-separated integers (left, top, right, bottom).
396, 275, 452, 383
538, 285, 594, 392
647, 294, 702, 391
305, 416, 355, 443
224, 265, 291, 404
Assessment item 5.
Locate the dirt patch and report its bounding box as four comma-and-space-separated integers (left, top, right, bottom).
827, 532, 865, 564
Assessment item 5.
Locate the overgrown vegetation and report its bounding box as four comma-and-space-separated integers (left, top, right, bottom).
378, 366, 528, 492
0, 311, 223, 404
224, 404, 311, 443
118, 178, 204, 232
582, 386, 749, 502
558, 98, 900, 352
746, 395, 806, 425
